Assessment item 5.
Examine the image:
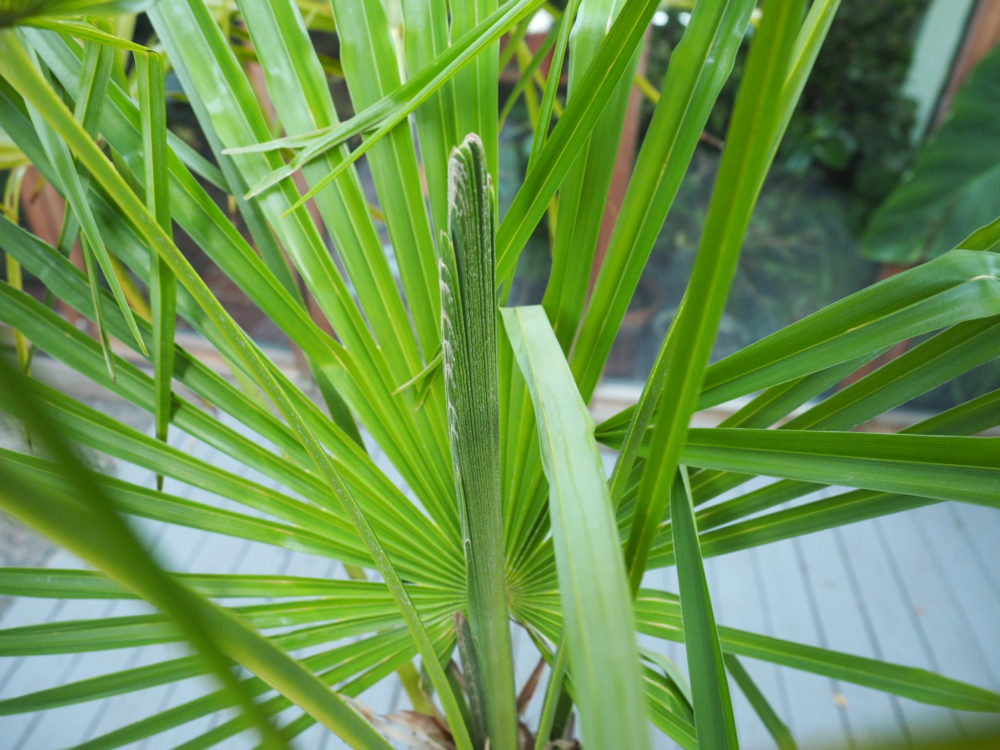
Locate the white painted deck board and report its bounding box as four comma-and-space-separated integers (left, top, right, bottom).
1, 427, 998, 749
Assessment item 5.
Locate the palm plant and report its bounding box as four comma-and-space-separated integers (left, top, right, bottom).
0, 0, 999, 748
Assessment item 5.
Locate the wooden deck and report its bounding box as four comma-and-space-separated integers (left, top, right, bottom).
2, 418, 998, 749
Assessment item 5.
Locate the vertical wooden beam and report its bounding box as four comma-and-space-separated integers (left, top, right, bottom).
20, 168, 89, 331
592, 32, 650, 289
934, 0, 1000, 122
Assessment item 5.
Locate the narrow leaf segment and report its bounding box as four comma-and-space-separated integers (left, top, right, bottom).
503, 305, 651, 750
669, 468, 738, 748
136, 49, 176, 489
623, 0, 808, 590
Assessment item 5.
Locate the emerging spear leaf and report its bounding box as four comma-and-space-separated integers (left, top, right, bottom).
439, 133, 518, 750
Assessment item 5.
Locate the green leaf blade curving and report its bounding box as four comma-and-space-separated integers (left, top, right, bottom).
503, 305, 651, 750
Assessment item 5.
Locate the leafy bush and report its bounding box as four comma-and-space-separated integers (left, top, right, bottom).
862, 44, 1000, 264
645, 0, 929, 226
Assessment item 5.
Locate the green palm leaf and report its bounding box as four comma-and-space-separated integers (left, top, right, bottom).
0, 1, 998, 747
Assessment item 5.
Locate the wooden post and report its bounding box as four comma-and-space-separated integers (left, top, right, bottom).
934, 0, 1000, 122
592, 31, 650, 290
20, 168, 89, 332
